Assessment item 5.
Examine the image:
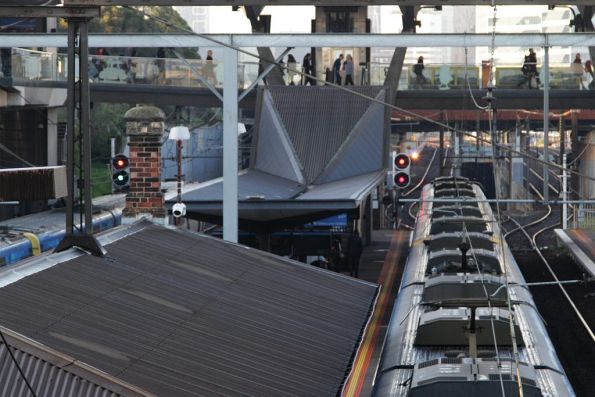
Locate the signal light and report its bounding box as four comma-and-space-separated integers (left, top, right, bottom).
393, 153, 411, 188
111, 153, 130, 191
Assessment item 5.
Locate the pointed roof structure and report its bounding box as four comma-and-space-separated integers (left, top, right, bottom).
173, 86, 390, 229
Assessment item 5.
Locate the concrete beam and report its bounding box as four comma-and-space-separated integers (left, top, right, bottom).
62, 0, 595, 6
383, 47, 407, 96
2, 33, 595, 49
0, 6, 99, 18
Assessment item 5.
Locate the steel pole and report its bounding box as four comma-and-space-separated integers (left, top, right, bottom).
543, 45, 549, 203
223, 46, 238, 243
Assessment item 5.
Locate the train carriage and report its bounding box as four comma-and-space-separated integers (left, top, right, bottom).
373, 176, 573, 397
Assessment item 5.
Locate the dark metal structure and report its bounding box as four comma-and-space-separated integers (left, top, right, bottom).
0, 221, 378, 396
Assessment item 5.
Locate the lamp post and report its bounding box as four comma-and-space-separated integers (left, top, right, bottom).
169, 125, 190, 225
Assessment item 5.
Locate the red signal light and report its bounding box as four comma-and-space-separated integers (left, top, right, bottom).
394, 172, 410, 188
112, 154, 129, 170
111, 154, 130, 191
394, 154, 410, 169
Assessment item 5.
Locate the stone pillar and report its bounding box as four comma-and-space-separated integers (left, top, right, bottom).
122, 105, 167, 225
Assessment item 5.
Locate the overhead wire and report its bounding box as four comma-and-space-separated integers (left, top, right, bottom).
486, 70, 526, 397
451, 178, 507, 397
483, 4, 526, 394
82, 6, 595, 190
0, 328, 38, 397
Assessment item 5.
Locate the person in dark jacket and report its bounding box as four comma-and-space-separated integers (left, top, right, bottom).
346, 231, 363, 278
332, 54, 344, 85
413, 55, 426, 88
302, 53, 315, 85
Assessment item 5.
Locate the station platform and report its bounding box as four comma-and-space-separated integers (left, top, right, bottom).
342, 229, 411, 397
555, 228, 595, 277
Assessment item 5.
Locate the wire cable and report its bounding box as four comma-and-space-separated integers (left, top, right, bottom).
486, 90, 527, 396
0, 328, 38, 397
64, 7, 595, 189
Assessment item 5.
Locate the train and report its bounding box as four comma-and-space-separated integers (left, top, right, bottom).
0, 209, 121, 266
373, 176, 574, 397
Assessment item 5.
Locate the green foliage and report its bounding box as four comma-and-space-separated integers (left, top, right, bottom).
58, 6, 200, 59
90, 103, 129, 162
91, 161, 112, 198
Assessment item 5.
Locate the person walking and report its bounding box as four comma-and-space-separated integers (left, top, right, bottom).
344, 54, 354, 85
346, 231, 363, 278
302, 53, 315, 85
519, 49, 539, 89
413, 56, 426, 88
332, 54, 344, 85
584, 60, 594, 90
287, 54, 297, 85
571, 53, 583, 88
204, 50, 217, 85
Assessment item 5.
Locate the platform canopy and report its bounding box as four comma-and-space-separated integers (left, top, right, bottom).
168, 86, 389, 231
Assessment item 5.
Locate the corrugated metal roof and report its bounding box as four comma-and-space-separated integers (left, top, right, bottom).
180, 169, 304, 202
261, 86, 385, 183
298, 171, 386, 201
0, 327, 151, 397
315, 90, 388, 184
0, 224, 378, 396
252, 91, 305, 183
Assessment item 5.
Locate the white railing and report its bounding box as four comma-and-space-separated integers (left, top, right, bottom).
6, 48, 592, 91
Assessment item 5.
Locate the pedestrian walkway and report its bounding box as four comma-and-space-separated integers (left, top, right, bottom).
343, 229, 411, 397
555, 228, 595, 277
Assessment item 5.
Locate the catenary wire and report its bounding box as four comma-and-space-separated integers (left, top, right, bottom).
126, 5, 595, 188
0, 327, 38, 397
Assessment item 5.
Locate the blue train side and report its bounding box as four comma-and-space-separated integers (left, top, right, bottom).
0, 210, 121, 266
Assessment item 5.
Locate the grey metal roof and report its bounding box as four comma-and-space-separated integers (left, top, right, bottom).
256, 85, 387, 184
0, 223, 378, 396
298, 171, 385, 201
179, 169, 304, 202
172, 170, 383, 222
0, 327, 150, 397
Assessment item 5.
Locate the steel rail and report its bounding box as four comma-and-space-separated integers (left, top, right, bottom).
508, 183, 595, 342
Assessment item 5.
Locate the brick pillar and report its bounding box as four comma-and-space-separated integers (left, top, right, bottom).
122, 105, 168, 225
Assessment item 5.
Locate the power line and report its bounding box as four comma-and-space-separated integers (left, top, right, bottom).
0, 327, 38, 397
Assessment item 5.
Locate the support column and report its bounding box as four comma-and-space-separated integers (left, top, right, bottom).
223, 46, 239, 243
439, 115, 445, 177
570, 110, 580, 200
122, 105, 167, 225
55, 17, 103, 257
453, 122, 460, 177
510, 121, 527, 212
245, 6, 285, 86
543, 45, 550, 203
47, 108, 58, 166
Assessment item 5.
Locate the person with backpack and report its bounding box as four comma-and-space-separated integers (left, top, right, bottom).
413, 56, 426, 88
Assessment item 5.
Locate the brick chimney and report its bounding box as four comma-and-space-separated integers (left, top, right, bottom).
122, 105, 167, 225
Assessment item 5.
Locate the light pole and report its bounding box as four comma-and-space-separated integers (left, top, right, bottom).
169, 125, 190, 225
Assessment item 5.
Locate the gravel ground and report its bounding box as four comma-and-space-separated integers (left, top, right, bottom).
514, 250, 595, 397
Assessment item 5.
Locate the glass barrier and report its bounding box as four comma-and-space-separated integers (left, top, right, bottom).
7, 48, 593, 91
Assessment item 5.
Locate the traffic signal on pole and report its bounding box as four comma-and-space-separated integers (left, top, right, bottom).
394, 153, 410, 188
111, 153, 129, 191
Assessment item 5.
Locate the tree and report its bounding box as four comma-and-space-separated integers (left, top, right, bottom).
59, 6, 200, 59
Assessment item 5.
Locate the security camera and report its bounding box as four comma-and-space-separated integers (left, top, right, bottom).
172, 202, 186, 218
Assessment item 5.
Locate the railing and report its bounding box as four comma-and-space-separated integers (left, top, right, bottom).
573, 204, 595, 230
5, 48, 593, 91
